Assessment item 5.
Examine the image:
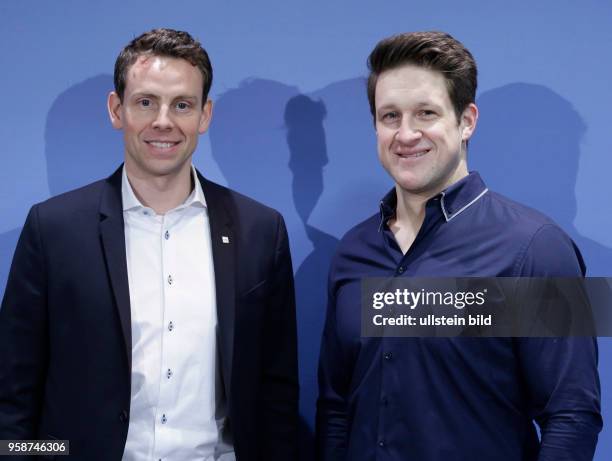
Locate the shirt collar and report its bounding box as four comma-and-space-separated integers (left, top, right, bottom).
122, 165, 207, 212
379, 171, 489, 229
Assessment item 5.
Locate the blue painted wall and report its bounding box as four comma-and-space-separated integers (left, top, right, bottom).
1, 1, 610, 458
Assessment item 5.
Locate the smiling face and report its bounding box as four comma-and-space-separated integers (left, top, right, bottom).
375, 64, 477, 198
107, 54, 212, 183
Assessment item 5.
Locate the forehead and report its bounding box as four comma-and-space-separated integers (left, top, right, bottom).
124, 54, 203, 98
375, 64, 451, 108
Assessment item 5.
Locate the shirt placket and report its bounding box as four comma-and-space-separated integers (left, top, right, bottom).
155, 211, 176, 459
377, 202, 443, 458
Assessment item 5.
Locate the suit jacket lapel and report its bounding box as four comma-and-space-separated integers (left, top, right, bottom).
99, 166, 132, 374
199, 172, 235, 404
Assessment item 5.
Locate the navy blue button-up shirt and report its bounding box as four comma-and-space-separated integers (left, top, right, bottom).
316, 172, 601, 461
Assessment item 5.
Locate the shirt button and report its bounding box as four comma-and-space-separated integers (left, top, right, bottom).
397, 266, 404, 274
378, 439, 385, 447
381, 396, 388, 406
164, 230, 170, 240
384, 352, 392, 360
167, 369, 173, 379
167, 275, 173, 285
161, 414, 167, 424
168, 321, 174, 331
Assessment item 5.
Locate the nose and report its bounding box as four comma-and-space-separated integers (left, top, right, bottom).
152, 106, 174, 130
394, 119, 422, 144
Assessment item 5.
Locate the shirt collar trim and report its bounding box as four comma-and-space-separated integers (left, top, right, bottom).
438, 172, 488, 222
378, 171, 488, 229
440, 187, 489, 222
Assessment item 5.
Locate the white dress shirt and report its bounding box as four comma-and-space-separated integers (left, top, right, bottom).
121, 166, 234, 461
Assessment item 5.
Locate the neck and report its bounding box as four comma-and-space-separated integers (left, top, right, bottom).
125, 164, 194, 215
393, 188, 429, 235
390, 164, 469, 249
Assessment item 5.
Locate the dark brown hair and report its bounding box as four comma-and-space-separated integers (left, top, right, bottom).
114, 28, 213, 105
367, 31, 477, 122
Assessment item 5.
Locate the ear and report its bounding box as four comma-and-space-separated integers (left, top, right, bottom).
460, 103, 479, 141
198, 99, 213, 134
107, 91, 123, 130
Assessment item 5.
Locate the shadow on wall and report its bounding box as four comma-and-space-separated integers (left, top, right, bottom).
284, 94, 340, 459
308, 78, 388, 239
470, 82, 612, 276
0, 75, 122, 297
210, 79, 339, 460
45, 75, 123, 195
470, 83, 611, 460
209, 78, 299, 213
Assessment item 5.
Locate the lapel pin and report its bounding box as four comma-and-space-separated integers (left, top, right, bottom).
222, 236, 230, 244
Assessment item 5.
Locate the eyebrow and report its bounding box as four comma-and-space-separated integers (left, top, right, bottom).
130, 92, 158, 100
415, 101, 442, 109
376, 101, 443, 113
173, 95, 199, 102
130, 93, 199, 102
376, 104, 399, 114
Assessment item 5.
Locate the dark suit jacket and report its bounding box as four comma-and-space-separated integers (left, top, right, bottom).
0, 166, 299, 460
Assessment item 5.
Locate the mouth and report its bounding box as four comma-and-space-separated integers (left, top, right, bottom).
146, 141, 181, 149
396, 148, 430, 159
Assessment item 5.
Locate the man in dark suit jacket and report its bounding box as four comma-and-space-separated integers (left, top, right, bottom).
0, 28, 298, 460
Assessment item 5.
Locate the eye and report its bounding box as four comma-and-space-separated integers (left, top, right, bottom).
381, 111, 400, 122
175, 101, 191, 111
138, 98, 152, 108
417, 109, 437, 119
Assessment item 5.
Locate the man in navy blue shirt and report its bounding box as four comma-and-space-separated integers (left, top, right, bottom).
315, 31, 602, 460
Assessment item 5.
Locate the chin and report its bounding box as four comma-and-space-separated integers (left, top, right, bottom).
392, 173, 426, 191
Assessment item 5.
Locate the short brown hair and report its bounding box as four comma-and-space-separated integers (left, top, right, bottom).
114, 28, 213, 104
367, 31, 477, 122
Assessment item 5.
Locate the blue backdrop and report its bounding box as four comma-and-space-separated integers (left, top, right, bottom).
1, 1, 610, 458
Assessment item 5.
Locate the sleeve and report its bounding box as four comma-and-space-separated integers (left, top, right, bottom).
0, 205, 49, 440
259, 213, 299, 460
515, 224, 602, 461
315, 267, 351, 460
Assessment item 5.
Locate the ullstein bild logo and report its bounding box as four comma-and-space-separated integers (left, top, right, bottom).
361, 277, 612, 338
